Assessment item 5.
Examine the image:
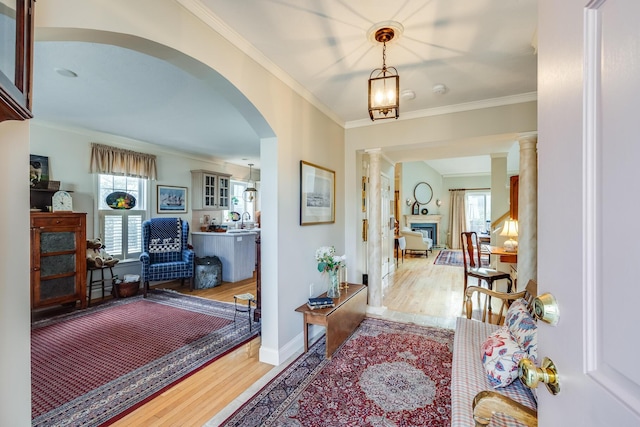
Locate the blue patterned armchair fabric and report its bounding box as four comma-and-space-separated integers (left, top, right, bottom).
140, 218, 194, 297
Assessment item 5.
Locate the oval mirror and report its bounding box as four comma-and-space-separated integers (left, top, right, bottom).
413, 182, 433, 205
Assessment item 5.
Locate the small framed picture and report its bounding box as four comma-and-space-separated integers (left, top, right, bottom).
30, 154, 50, 188
300, 160, 335, 225
157, 185, 188, 213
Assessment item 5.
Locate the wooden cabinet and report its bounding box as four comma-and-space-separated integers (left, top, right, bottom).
0, 0, 34, 122
30, 212, 87, 310
510, 175, 519, 220
191, 170, 231, 210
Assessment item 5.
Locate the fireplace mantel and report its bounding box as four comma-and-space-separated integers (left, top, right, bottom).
404, 215, 442, 228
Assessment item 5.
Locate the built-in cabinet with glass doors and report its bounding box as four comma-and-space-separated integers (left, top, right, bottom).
0, 0, 34, 122
191, 170, 231, 210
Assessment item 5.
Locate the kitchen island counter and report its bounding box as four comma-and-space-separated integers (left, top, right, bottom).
191, 231, 257, 282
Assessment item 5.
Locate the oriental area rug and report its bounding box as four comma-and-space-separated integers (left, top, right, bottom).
434, 250, 489, 267
219, 318, 454, 427
31, 289, 259, 427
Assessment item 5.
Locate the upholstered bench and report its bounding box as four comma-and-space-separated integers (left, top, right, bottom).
451, 317, 537, 427
451, 280, 539, 427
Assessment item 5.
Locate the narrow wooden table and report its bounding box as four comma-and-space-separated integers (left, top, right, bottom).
484, 245, 517, 264
295, 284, 367, 359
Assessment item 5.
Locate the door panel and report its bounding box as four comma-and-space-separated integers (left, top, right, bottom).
538, 0, 640, 424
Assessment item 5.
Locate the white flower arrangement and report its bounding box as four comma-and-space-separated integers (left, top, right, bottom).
315, 246, 346, 273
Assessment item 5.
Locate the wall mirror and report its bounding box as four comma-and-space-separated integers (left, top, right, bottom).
413, 182, 433, 205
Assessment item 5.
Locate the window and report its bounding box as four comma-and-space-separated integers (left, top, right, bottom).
224, 180, 254, 220
98, 174, 147, 261
466, 191, 491, 234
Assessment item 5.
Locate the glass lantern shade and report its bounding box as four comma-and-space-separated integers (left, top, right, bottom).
368, 67, 399, 120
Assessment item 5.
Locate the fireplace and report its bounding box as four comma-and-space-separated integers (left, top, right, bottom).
411, 223, 437, 242
404, 215, 442, 246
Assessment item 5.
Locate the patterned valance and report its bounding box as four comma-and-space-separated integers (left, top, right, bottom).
90, 143, 157, 180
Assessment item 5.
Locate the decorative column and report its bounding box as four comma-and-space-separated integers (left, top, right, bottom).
517, 134, 538, 290
366, 149, 384, 310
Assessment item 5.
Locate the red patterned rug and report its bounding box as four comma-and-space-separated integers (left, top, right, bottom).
31, 289, 259, 427
434, 250, 488, 267
219, 318, 454, 427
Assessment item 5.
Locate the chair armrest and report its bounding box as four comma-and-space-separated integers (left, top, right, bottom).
465, 286, 528, 324
472, 390, 537, 427
139, 252, 150, 264
182, 249, 195, 263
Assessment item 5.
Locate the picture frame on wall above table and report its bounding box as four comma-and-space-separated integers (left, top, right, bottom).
300, 160, 335, 225
157, 185, 188, 213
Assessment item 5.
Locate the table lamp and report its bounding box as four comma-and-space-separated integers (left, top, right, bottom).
500, 219, 519, 252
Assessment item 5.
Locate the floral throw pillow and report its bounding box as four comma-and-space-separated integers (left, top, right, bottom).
481, 326, 529, 388
505, 298, 537, 362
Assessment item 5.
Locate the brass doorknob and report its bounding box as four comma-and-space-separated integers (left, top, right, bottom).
518, 357, 560, 395
533, 292, 560, 325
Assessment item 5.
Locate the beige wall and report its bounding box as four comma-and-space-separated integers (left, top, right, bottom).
0, 120, 31, 426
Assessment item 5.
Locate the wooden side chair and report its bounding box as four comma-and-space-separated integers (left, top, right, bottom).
461, 231, 513, 296
465, 278, 536, 324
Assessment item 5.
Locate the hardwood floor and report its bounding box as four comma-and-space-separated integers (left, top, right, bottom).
108, 250, 467, 426
383, 251, 465, 319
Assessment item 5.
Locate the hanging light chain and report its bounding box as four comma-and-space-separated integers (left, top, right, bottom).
382, 41, 387, 71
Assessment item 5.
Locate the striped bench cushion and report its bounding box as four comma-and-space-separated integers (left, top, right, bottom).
451, 317, 537, 427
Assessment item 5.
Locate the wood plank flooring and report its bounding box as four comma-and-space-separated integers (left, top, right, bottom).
106, 250, 468, 426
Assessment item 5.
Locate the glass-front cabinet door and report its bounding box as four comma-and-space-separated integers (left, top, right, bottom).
218, 175, 230, 210
203, 173, 217, 208
0, 0, 34, 122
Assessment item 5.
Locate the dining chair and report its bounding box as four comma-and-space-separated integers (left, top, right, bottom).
460, 231, 512, 295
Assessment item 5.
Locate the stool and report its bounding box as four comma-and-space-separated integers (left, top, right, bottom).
87, 266, 114, 307
233, 293, 256, 331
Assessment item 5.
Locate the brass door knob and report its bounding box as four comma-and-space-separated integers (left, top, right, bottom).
533, 292, 560, 325
518, 357, 560, 395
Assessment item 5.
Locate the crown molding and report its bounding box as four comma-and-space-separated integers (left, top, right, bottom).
175, 0, 344, 127
345, 92, 538, 129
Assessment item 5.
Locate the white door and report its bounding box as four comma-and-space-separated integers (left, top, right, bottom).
538, 0, 640, 425
381, 174, 391, 277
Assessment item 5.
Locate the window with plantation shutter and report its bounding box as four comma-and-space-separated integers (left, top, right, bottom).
98, 175, 146, 261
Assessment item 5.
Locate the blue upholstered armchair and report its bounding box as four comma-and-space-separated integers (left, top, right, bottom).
140, 218, 194, 297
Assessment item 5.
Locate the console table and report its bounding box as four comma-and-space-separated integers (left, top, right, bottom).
295, 284, 367, 359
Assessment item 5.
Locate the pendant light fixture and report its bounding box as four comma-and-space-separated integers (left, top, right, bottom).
243, 163, 257, 202
368, 26, 400, 121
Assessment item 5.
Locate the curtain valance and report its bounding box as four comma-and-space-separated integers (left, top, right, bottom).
90, 143, 157, 180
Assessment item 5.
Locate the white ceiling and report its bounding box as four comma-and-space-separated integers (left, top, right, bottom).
32, 0, 537, 175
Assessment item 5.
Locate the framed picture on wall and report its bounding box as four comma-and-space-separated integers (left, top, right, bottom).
30, 154, 50, 188
300, 160, 335, 225
157, 185, 188, 213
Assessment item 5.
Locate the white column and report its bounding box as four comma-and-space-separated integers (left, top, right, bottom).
517, 134, 538, 290
366, 149, 384, 310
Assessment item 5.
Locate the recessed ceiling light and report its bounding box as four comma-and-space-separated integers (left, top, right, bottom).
54, 68, 78, 78
401, 89, 416, 100
432, 84, 448, 95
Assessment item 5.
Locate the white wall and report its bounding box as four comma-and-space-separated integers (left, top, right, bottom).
0, 120, 32, 426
